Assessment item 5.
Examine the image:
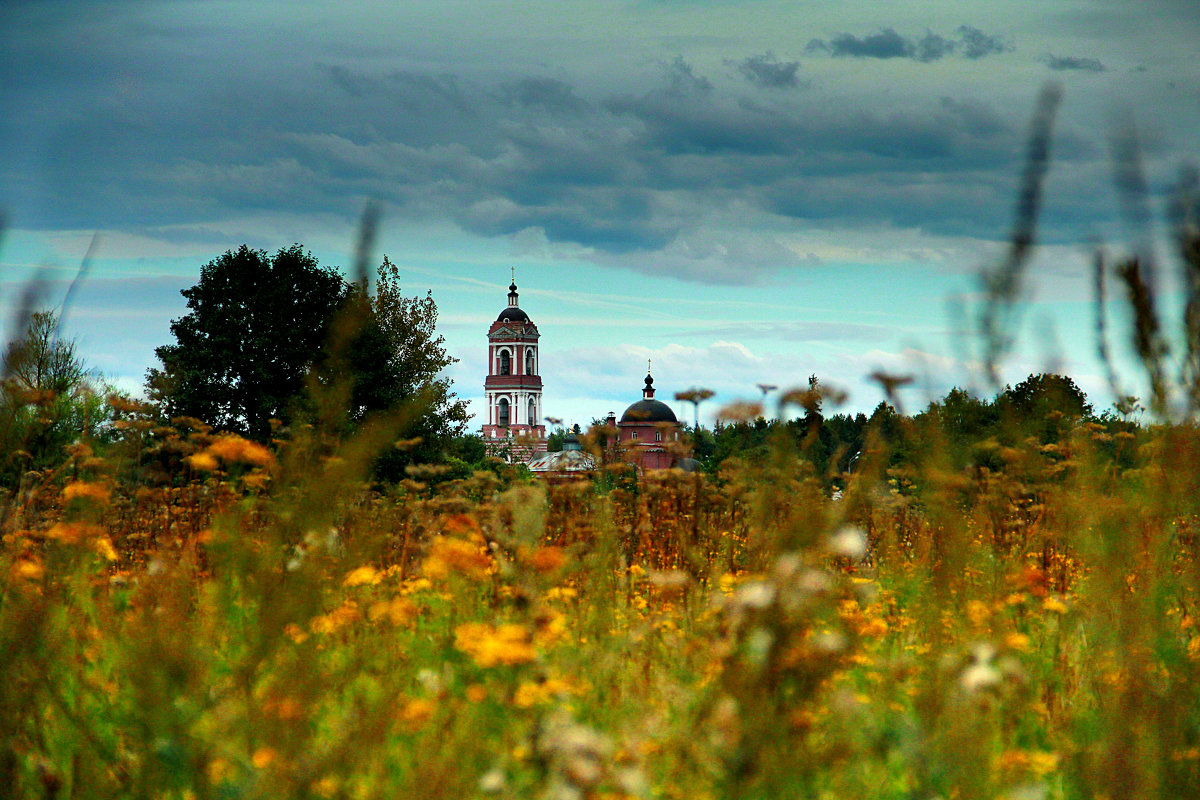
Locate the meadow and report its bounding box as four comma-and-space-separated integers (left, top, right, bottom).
3, 386, 1200, 800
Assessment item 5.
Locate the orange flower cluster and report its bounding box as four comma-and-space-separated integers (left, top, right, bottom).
188, 434, 274, 471
423, 536, 492, 581
454, 622, 536, 667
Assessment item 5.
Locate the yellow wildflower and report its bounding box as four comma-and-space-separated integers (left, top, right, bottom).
1004, 632, 1032, 652
252, 747, 277, 769
533, 608, 569, 648
997, 748, 1060, 780
13, 558, 43, 581
343, 565, 382, 587
1186, 636, 1200, 661
513, 676, 581, 708
524, 545, 568, 573
92, 536, 119, 562
967, 600, 991, 626
401, 577, 433, 595
423, 536, 492, 581
1028, 751, 1060, 777
368, 596, 416, 626
206, 435, 274, 467
187, 452, 220, 472
397, 698, 436, 732
313, 776, 340, 798
283, 623, 309, 644
45, 521, 103, 545
545, 586, 579, 602
310, 601, 360, 635
454, 622, 536, 667
62, 481, 110, 505
1042, 596, 1069, 614
858, 616, 888, 638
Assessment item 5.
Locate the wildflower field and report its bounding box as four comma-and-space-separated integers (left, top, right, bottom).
5, 394, 1200, 800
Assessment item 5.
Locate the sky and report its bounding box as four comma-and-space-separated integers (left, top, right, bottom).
3, 0, 1199, 428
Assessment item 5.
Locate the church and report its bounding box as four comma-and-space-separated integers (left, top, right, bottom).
481, 279, 547, 462
481, 279, 684, 470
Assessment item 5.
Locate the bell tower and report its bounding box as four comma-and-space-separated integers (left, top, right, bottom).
482, 276, 546, 459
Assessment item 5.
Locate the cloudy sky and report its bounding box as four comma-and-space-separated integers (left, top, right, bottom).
3, 0, 1198, 427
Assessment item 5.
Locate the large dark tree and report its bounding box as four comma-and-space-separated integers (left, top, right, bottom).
148, 247, 471, 468
147, 244, 349, 440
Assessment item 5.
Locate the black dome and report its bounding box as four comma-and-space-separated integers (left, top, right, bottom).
496, 306, 530, 323
620, 399, 677, 424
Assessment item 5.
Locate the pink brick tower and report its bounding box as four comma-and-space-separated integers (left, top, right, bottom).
481, 276, 547, 461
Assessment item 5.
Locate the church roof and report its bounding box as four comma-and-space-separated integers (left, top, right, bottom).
620, 399, 678, 423
497, 279, 531, 323
496, 306, 530, 323
527, 448, 597, 473
619, 373, 678, 424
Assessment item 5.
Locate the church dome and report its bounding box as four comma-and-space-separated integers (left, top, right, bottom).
620, 399, 677, 423
496, 306, 530, 323
496, 280, 531, 323
620, 373, 678, 423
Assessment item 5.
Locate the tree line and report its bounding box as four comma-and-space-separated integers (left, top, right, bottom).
678, 372, 1139, 486
1, 244, 478, 487
0, 241, 1148, 491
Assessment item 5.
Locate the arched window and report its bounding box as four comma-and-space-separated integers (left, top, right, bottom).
525, 349, 535, 375
655, 431, 662, 442
528, 397, 536, 426
498, 397, 510, 427
499, 350, 511, 376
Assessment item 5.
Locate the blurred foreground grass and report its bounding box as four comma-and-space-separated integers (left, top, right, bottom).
3, 397, 1200, 800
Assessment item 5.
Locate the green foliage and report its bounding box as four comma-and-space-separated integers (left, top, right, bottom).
360, 257, 470, 479
147, 244, 347, 440
147, 248, 469, 477
1, 310, 108, 484
998, 373, 1093, 443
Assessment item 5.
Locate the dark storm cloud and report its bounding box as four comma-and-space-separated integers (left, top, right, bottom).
915, 33, 957, 63
1041, 54, 1107, 72
734, 53, 802, 88
938, 97, 1009, 139
2, 6, 1128, 286
811, 28, 913, 59
499, 77, 589, 112
662, 57, 713, 96
807, 26, 1010, 63
957, 26, 1012, 60
322, 66, 475, 113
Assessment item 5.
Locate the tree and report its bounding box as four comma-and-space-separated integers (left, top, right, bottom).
998, 373, 1092, 444
350, 256, 470, 476
1, 310, 105, 481
147, 244, 349, 440
148, 247, 470, 474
